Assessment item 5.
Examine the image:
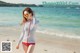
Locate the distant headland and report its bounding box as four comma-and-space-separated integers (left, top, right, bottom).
0, 0, 43, 7
0, 0, 80, 9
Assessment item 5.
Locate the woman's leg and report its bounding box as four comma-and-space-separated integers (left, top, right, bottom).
22, 44, 29, 53
27, 45, 35, 53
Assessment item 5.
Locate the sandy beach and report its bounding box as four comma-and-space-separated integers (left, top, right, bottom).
0, 26, 80, 53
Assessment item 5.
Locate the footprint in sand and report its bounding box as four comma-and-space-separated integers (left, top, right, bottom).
44, 49, 48, 51
13, 40, 15, 42
7, 39, 10, 41
74, 51, 76, 53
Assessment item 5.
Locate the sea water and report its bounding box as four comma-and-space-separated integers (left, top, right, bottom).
0, 7, 80, 38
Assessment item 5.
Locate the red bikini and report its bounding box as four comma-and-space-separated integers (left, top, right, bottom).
22, 42, 35, 46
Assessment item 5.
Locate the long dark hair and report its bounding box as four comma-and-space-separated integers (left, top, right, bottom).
21, 7, 34, 25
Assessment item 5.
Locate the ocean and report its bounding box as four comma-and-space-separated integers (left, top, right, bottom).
0, 7, 80, 38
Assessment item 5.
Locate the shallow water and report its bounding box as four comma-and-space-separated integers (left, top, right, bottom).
0, 7, 80, 38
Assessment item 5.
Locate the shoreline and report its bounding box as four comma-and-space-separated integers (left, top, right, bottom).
0, 26, 80, 39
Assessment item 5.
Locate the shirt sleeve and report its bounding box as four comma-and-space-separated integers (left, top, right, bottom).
29, 18, 36, 30
18, 27, 24, 45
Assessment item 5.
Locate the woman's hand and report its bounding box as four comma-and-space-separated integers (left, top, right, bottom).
16, 45, 19, 49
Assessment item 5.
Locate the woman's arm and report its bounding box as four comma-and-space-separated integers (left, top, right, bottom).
16, 31, 24, 49
29, 18, 36, 30
18, 32, 24, 45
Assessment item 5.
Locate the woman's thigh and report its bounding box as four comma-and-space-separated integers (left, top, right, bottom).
22, 44, 29, 52
27, 45, 35, 53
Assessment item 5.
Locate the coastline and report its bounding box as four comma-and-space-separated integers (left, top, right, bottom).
0, 26, 80, 53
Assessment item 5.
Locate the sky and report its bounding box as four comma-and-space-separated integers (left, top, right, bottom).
1, 0, 80, 5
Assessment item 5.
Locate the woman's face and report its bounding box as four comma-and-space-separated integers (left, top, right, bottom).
23, 11, 29, 19
23, 11, 32, 21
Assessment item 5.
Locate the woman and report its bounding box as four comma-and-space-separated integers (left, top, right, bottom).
16, 7, 38, 53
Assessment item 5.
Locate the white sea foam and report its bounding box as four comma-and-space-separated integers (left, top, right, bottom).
36, 29, 80, 39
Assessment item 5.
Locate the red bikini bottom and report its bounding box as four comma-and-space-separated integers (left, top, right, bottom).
22, 42, 35, 46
